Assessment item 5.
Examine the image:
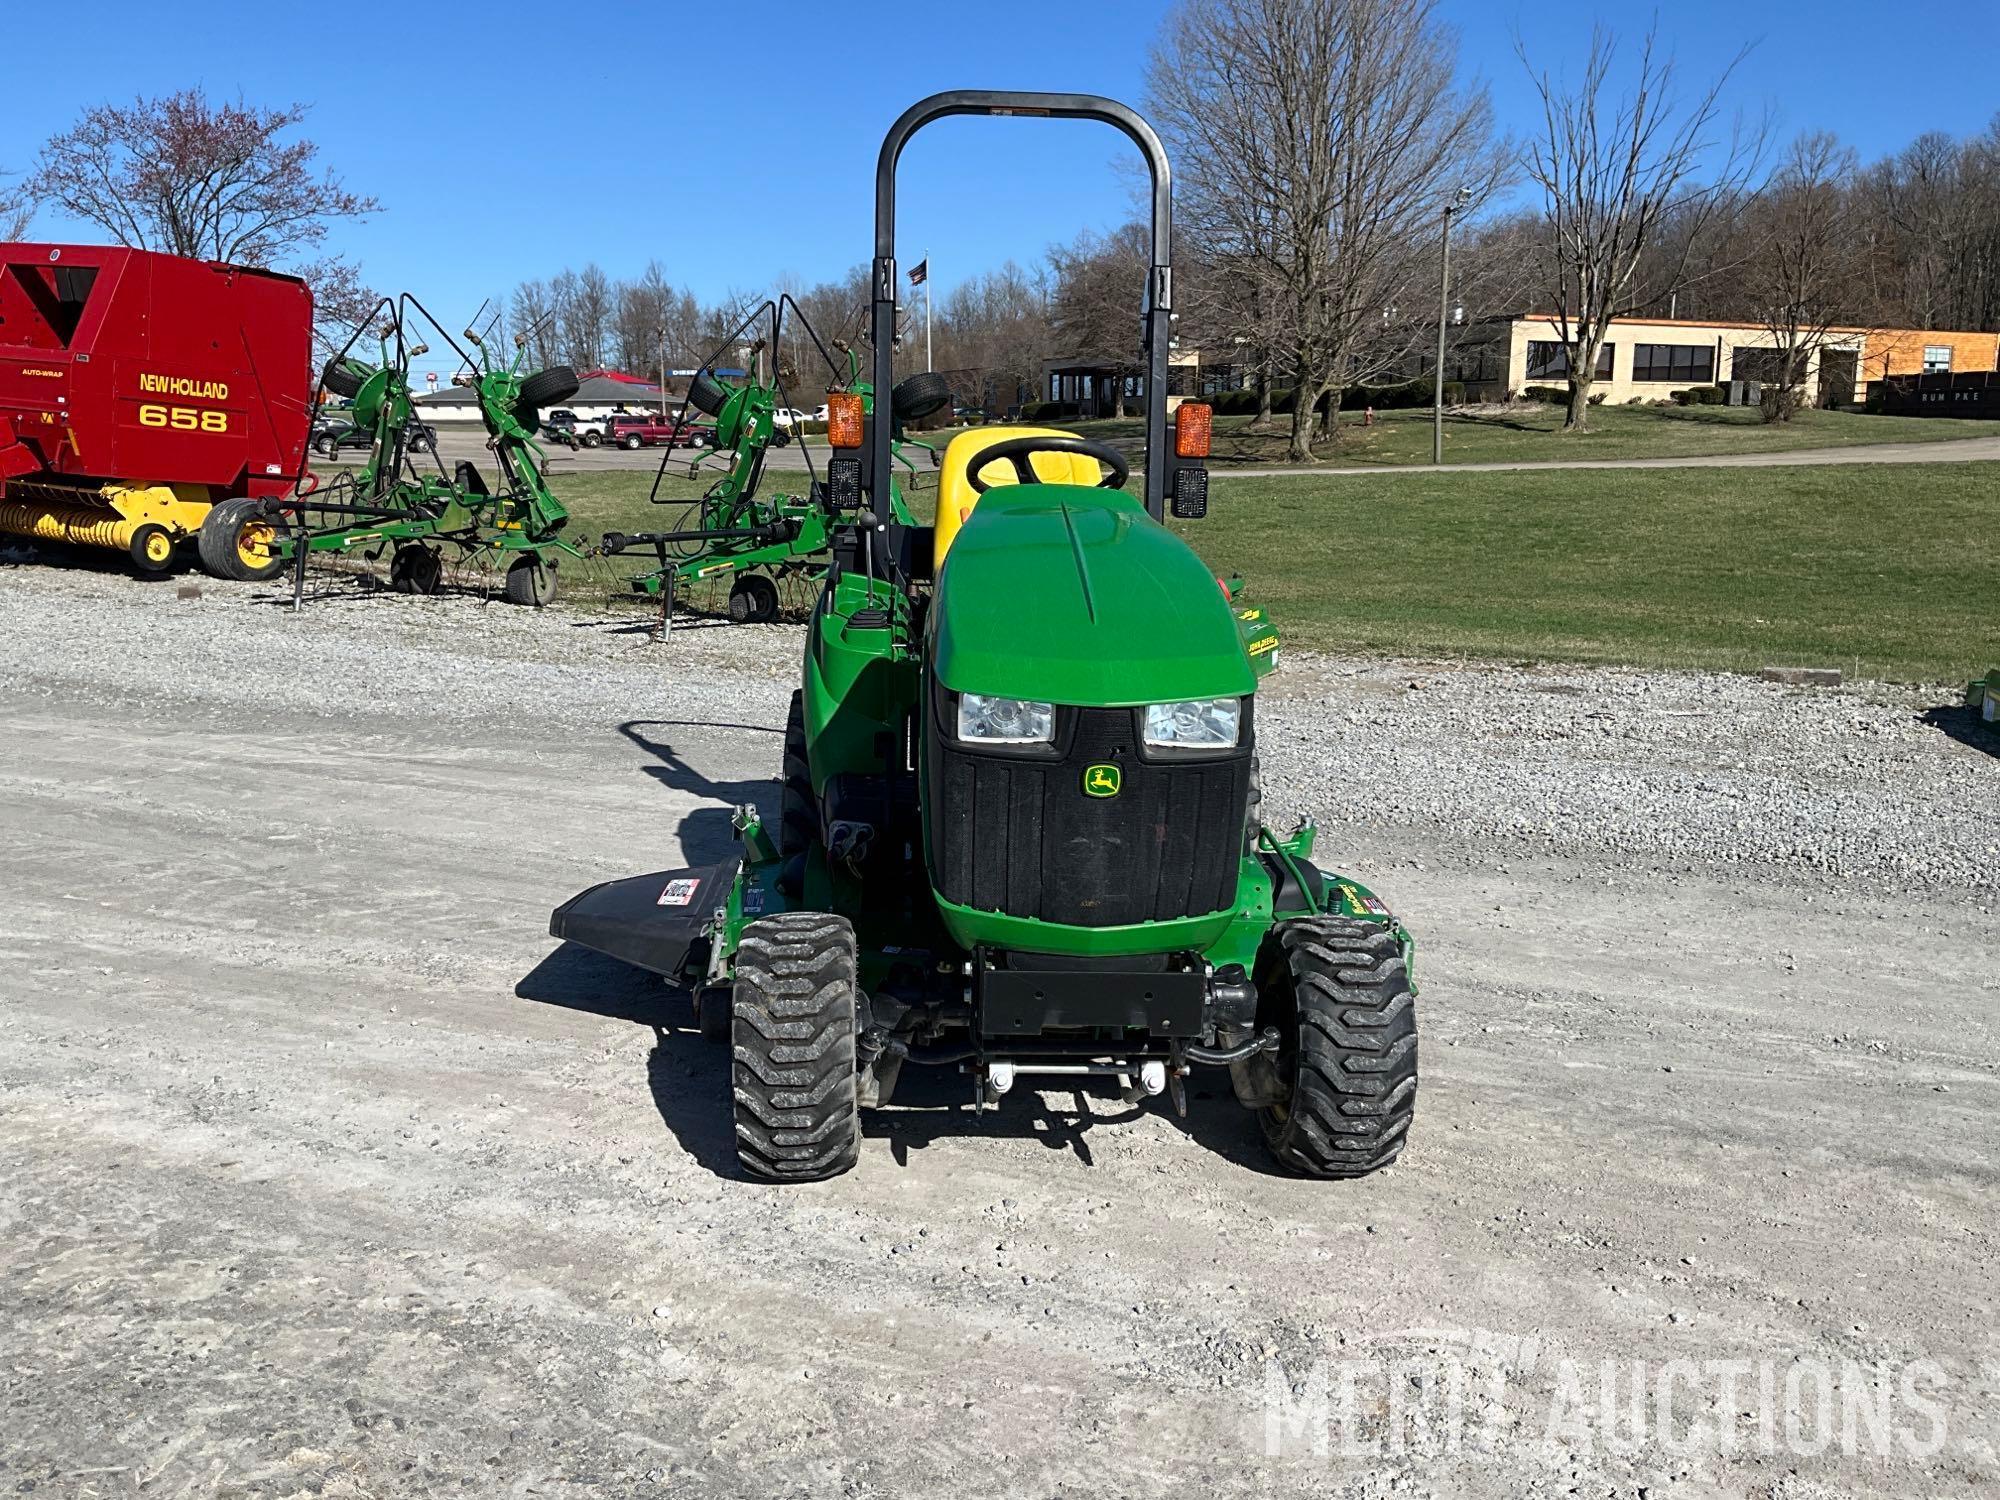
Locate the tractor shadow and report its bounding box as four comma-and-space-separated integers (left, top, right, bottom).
512, 941, 738, 1176
1919, 702, 2000, 760
618, 718, 783, 865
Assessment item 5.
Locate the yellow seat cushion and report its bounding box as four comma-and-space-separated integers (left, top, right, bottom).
934, 425, 1107, 572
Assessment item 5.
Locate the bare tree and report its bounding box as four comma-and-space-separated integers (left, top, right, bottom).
1518, 25, 1764, 430
0, 176, 29, 240
1739, 132, 1861, 421
1150, 0, 1506, 460
1047, 225, 1149, 417
17, 88, 381, 365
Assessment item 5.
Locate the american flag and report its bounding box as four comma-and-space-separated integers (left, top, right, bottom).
907, 259, 928, 286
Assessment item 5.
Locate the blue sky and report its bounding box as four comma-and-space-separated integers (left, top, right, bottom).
4, 0, 1995, 363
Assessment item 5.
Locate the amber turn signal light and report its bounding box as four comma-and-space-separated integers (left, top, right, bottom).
826, 392, 865, 449
1174, 401, 1212, 459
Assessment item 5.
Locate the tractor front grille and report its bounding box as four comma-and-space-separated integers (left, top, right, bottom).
927, 702, 1252, 928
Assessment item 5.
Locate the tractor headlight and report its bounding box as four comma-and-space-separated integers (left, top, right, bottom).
957, 693, 1055, 745
1143, 697, 1241, 749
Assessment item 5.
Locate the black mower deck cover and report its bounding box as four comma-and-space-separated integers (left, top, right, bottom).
547, 857, 740, 980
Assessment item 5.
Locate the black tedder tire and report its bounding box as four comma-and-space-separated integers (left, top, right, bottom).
1256, 916, 1417, 1179
516, 364, 581, 411
685, 372, 729, 417
730, 911, 861, 1181
502, 555, 556, 607
389, 544, 444, 595
321, 358, 366, 399
197, 497, 284, 582
728, 573, 780, 624
890, 370, 952, 424
779, 690, 816, 858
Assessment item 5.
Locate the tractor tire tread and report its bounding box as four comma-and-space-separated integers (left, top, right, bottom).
1260, 916, 1417, 1179
730, 911, 859, 1181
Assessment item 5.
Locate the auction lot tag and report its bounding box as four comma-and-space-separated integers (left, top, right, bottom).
657, 878, 701, 907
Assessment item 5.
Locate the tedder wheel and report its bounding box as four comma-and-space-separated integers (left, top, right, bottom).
516, 364, 581, 412
728, 573, 780, 624
1253, 916, 1417, 1179
196, 497, 284, 582
685, 372, 729, 417
389, 544, 444, 595
502, 555, 556, 607
128, 523, 176, 576
779, 689, 816, 858
731, 911, 861, 1181
321, 358, 365, 399
890, 371, 952, 424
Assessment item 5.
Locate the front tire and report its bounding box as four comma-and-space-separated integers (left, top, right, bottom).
1255, 916, 1417, 1178
730, 912, 861, 1181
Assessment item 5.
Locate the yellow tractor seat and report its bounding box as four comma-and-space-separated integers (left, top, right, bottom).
934, 425, 1109, 573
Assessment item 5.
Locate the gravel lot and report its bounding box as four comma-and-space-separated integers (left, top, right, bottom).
2, 556, 1995, 1498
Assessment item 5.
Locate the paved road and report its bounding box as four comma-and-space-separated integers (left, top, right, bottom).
1217, 433, 2000, 478
421, 423, 2000, 486
2, 565, 1994, 1496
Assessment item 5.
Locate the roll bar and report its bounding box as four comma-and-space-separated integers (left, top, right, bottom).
868, 91, 1175, 530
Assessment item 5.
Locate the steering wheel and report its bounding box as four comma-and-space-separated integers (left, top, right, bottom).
964, 435, 1130, 494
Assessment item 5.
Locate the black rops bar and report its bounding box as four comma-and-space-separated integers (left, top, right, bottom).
869, 91, 1175, 534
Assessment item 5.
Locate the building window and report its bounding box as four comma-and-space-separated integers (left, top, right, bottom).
1732, 347, 1794, 385
1632, 343, 1716, 383
1923, 345, 1952, 373
1525, 340, 1614, 380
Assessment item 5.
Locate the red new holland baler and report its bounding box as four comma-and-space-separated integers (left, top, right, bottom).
0, 243, 313, 577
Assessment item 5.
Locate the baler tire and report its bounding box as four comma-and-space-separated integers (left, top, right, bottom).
502, 555, 556, 607
196, 497, 284, 582
1255, 915, 1417, 1179
389, 544, 444, 595
321, 359, 366, 399
890, 371, 952, 424
728, 574, 780, 624
129, 523, 176, 576
730, 911, 861, 1182
779, 690, 816, 858
685, 372, 729, 417
517, 365, 581, 412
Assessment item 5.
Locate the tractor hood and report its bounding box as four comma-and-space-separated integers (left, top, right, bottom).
930, 486, 1255, 706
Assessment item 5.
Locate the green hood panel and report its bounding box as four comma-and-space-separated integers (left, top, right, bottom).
931, 486, 1256, 706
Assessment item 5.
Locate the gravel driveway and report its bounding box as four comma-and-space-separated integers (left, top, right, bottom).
2, 559, 1995, 1498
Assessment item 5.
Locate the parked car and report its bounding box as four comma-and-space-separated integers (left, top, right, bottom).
312, 417, 436, 458
606, 413, 712, 450
771, 406, 813, 429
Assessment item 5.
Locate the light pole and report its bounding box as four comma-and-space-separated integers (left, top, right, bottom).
1434, 186, 1472, 466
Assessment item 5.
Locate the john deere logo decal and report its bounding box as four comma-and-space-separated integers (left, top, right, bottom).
1083, 763, 1121, 798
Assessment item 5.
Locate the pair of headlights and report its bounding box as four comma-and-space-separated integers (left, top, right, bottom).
956, 693, 1242, 749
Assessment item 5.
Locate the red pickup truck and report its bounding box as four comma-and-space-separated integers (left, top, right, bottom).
607, 412, 711, 450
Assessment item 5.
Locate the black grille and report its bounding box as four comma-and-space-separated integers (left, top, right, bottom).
928, 703, 1251, 928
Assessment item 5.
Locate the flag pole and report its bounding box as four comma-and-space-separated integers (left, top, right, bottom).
924, 249, 933, 373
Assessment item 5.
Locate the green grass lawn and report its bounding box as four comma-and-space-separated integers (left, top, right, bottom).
1176, 461, 1995, 683
542, 458, 1994, 682
924, 402, 1994, 471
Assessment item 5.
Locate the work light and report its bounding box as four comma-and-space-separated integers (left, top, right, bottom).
1143, 697, 1239, 748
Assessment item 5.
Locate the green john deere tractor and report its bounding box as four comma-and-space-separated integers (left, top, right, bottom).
551, 91, 1417, 1181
